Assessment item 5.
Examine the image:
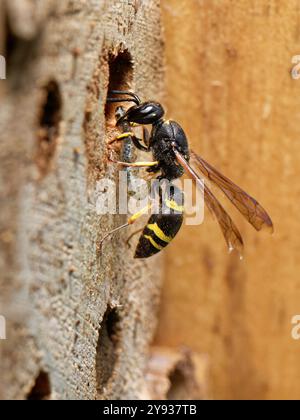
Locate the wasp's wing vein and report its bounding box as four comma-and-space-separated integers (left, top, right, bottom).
174, 149, 244, 254
190, 150, 274, 233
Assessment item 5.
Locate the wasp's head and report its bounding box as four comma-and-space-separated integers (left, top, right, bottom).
118, 101, 165, 126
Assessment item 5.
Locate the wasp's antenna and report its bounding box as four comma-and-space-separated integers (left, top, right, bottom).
107, 90, 141, 106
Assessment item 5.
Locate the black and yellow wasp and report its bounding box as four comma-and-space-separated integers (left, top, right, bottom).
101, 90, 273, 258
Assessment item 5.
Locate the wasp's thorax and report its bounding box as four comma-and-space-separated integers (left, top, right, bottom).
149, 120, 190, 180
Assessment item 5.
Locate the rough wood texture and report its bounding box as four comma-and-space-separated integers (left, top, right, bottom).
0, 0, 164, 400
156, 0, 300, 400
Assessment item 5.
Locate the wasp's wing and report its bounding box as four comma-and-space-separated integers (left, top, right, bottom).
174, 150, 244, 254
190, 150, 273, 233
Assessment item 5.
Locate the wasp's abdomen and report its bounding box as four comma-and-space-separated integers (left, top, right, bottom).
135, 186, 184, 258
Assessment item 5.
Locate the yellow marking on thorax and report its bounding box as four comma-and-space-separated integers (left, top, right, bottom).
144, 235, 163, 251
165, 199, 184, 213
147, 223, 172, 243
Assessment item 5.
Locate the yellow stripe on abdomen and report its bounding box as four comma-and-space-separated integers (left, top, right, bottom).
144, 235, 163, 251
147, 223, 172, 243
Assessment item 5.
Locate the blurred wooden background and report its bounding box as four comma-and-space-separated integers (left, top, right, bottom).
155, 0, 300, 400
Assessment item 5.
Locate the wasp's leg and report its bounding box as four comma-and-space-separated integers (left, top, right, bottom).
131, 134, 149, 152
142, 126, 151, 149
108, 132, 133, 145
109, 158, 159, 168
146, 164, 161, 173
99, 205, 152, 251
125, 125, 150, 147
109, 132, 149, 152
142, 170, 162, 182
126, 228, 144, 248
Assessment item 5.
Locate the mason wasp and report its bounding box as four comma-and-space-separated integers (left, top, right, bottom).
101, 90, 273, 258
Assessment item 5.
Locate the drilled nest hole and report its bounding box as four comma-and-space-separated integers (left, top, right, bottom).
167, 358, 200, 401
105, 50, 134, 123
36, 80, 62, 176
96, 307, 122, 393
167, 366, 189, 400
27, 371, 51, 400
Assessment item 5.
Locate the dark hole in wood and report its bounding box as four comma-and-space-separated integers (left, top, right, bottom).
167, 367, 188, 400
96, 307, 121, 393
105, 50, 134, 122
27, 371, 51, 400
36, 80, 62, 176
104, 50, 136, 167
4, 17, 14, 67
167, 361, 198, 401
